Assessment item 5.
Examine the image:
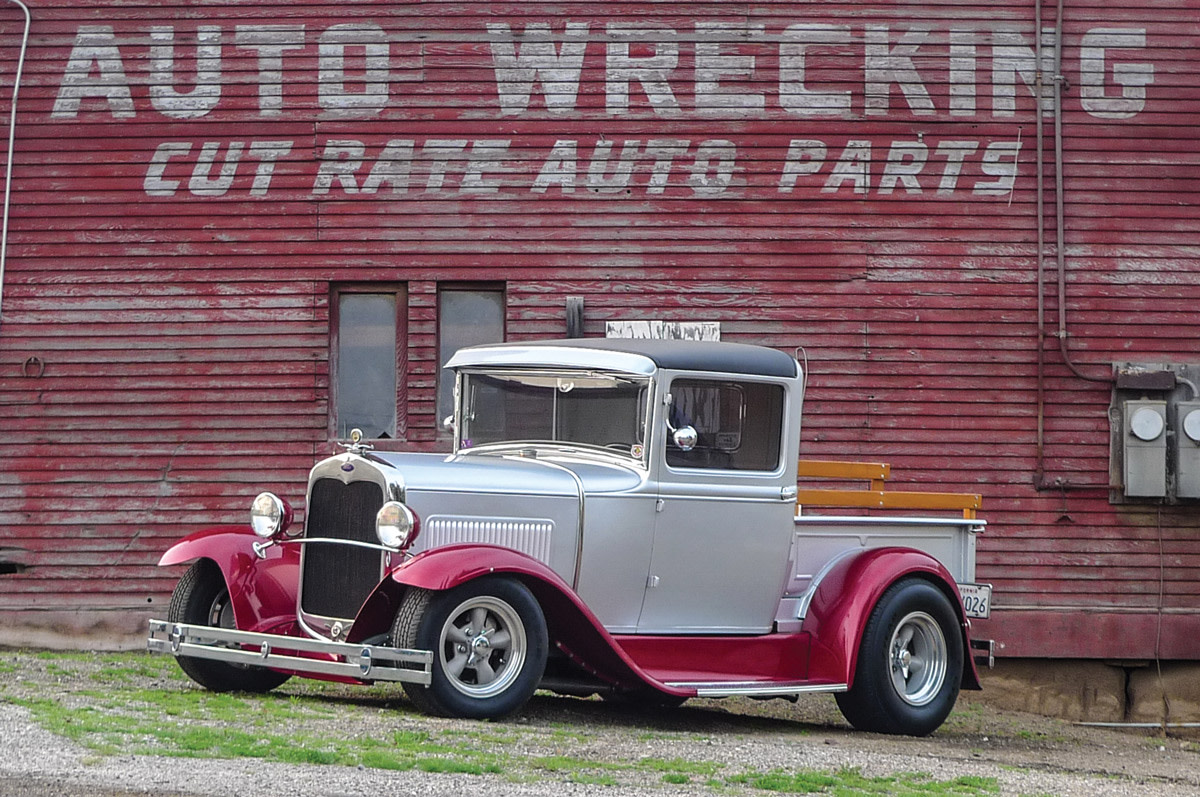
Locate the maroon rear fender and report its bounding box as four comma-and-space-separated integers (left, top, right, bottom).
386, 545, 690, 697
157, 526, 300, 635
802, 547, 980, 690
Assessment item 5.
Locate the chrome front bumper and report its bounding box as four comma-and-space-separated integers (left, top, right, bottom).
147, 619, 432, 685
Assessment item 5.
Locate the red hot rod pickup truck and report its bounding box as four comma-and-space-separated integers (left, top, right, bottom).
148, 338, 993, 736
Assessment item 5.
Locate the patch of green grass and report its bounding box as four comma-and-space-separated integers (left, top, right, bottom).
641, 757, 723, 777
663, 773, 691, 784
532, 754, 626, 773
570, 773, 618, 786
725, 767, 1000, 795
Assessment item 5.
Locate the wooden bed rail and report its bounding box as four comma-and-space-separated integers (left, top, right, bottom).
796, 459, 981, 519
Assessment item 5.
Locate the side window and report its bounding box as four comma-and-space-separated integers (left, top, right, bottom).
331, 285, 406, 439
666, 379, 784, 471
437, 285, 505, 430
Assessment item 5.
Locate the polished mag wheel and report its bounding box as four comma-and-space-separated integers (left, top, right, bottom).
438, 595, 527, 699
888, 611, 948, 706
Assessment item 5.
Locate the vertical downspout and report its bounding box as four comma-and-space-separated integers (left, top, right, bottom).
0, 0, 30, 326
1034, 0, 1047, 486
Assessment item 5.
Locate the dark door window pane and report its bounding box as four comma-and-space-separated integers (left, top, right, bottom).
336, 292, 398, 439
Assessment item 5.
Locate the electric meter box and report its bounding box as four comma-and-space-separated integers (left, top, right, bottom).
1177, 401, 1200, 499
1123, 400, 1167, 497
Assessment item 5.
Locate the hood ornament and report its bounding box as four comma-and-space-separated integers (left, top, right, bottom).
340, 428, 374, 458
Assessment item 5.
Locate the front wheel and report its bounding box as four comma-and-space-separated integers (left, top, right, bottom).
166, 559, 292, 693
835, 578, 963, 736
392, 577, 548, 719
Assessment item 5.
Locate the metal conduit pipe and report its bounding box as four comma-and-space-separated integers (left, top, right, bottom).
1051, 0, 1110, 385
1034, 0, 1114, 490
0, 0, 30, 326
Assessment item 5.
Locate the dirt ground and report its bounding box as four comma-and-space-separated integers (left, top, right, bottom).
1, 648, 1198, 797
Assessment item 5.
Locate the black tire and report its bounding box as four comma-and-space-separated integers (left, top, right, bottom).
166, 559, 292, 694
835, 578, 963, 736
391, 577, 548, 719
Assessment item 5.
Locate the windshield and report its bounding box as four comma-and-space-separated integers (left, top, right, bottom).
458, 370, 650, 456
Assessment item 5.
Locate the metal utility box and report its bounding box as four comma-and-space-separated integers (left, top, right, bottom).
1123, 400, 1167, 497
1177, 401, 1200, 499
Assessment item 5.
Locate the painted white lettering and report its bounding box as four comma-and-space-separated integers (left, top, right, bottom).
422, 140, 469, 191
779, 24, 851, 117
587, 140, 642, 193
247, 141, 293, 196
318, 23, 391, 116
532, 139, 578, 193
1080, 28, 1153, 119
361, 139, 415, 194
822, 140, 872, 193
991, 30, 1050, 118
235, 25, 305, 117
933, 141, 979, 194
688, 140, 737, 195
189, 141, 245, 197
879, 141, 927, 194
865, 25, 935, 116
149, 26, 222, 119
605, 26, 681, 115
973, 140, 1021, 195
644, 139, 689, 194
487, 22, 589, 115
778, 140, 827, 192
144, 142, 192, 196
949, 29, 976, 117
694, 23, 764, 115
461, 140, 512, 193
312, 140, 365, 194
52, 26, 135, 119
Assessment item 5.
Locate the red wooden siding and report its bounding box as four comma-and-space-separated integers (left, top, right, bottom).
0, 1, 1197, 656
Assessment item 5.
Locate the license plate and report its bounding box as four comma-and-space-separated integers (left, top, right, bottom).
957, 583, 992, 619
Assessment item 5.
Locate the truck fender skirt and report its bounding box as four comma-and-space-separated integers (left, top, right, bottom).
156, 526, 300, 637
387, 544, 691, 698
801, 547, 981, 691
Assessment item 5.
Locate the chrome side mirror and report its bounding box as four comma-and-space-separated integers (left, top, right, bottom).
442, 415, 456, 433
672, 425, 698, 452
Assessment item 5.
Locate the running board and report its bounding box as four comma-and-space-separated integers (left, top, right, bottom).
665, 680, 848, 698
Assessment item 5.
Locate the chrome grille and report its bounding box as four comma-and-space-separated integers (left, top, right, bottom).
300, 478, 383, 620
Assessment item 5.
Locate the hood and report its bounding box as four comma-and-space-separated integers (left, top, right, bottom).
366, 449, 644, 497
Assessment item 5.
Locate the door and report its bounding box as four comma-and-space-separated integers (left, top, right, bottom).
637, 377, 797, 634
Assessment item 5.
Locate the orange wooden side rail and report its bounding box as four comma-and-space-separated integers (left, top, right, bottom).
796, 459, 982, 519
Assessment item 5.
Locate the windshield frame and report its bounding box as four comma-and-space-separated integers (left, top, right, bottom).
452, 367, 655, 466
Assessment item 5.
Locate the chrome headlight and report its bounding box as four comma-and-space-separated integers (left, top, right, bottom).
250, 492, 290, 538
376, 501, 419, 549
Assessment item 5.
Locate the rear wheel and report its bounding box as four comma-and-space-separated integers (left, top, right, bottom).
835, 578, 962, 736
167, 559, 291, 693
392, 577, 548, 719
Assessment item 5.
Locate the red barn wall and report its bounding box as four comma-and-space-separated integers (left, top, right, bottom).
0, 1, 1198, 655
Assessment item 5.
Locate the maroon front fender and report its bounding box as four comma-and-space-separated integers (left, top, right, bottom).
157, 526, 300, 635
375, 545, 689, 697
802, 547, 980, 690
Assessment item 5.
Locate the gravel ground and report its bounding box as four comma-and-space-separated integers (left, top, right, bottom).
0, 649, 1198, 797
